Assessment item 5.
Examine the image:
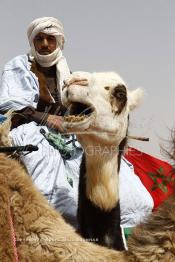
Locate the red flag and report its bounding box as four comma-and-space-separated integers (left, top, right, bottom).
125, 147, 175, 209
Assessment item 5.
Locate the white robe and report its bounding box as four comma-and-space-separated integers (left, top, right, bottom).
0, 55, 154, 229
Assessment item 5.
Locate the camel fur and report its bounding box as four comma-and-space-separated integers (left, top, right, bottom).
126, 192, 175, 261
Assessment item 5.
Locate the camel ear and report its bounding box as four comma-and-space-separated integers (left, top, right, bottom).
128, 88, 143, 111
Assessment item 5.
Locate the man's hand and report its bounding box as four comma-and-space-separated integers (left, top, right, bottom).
46, 115, 65, 133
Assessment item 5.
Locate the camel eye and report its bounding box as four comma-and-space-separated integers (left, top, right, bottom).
113, 85, 127, 101
115, 91, 126, 100
110, 84, 127, 114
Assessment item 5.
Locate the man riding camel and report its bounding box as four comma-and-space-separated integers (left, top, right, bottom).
0, 17, 81, 227
0, 17, 154, 237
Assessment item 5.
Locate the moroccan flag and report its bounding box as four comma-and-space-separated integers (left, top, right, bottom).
125, 147, 175, 209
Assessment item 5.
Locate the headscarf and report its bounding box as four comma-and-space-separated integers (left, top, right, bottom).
27, 17, 70, 101
27, 17, 65, 67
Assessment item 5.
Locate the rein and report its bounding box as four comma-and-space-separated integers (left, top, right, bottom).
0, 144, 38, 153
8, 201, 19, 262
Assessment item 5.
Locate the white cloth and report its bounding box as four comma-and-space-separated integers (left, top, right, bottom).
27, 17, 64, 67
27, 17, 64, 45
0, 55, 39, 111
27, 17, 70, 102
0, 54, 69, 109
119, 158, 154, 228
10, 122, 81, 227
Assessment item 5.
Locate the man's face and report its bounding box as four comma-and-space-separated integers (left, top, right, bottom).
33, 32, 57, 55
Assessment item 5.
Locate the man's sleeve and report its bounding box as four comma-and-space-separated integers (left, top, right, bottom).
0, 69, 38, 111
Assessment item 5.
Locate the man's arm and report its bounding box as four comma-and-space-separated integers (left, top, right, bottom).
13, 106, 64, 133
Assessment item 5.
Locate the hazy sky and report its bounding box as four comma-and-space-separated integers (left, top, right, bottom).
1, 0, 175, 159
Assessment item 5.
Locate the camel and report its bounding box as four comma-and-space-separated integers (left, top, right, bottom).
126, 192, 175, 262
62, 72, 143, 249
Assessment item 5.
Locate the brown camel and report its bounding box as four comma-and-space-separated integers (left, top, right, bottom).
0, 112, 125, 261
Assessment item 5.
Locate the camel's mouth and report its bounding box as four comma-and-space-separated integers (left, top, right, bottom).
63, 102, 95, 124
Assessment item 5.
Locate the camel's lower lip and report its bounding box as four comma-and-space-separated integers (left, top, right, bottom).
63, 101, 95, 124
63, 112, 96, 132
63, 114, 92, 123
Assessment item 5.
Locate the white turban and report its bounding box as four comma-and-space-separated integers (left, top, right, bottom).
27, 17, 65, 67
27, 17, 70, 101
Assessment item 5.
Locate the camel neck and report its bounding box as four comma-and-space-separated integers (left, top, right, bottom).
84, 146, 120, 211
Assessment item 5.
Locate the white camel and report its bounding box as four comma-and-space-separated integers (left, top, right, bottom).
62, 72, 143, 249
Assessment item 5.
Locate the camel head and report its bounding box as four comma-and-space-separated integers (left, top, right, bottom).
62, 72, 143, 149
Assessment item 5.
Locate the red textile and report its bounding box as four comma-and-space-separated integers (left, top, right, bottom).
125, 147, 175, 209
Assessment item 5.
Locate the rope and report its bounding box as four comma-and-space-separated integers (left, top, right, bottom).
8, 201, 19, 262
